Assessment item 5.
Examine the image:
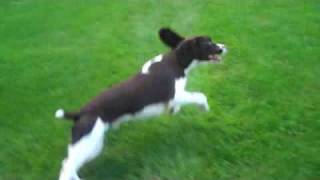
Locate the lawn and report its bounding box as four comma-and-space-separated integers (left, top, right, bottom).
0, 0, 319, 179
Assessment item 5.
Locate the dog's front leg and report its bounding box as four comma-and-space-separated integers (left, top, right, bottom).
172, 91, 209, 111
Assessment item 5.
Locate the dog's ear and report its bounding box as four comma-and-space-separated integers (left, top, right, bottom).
159, 28, 184, 49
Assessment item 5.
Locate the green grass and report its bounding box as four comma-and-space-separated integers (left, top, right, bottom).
0, 0, 319, 179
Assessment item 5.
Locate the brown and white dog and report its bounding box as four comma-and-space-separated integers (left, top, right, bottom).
55, 28, 227, 180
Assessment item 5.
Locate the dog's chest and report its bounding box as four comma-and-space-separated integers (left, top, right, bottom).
111, 103, 168, 128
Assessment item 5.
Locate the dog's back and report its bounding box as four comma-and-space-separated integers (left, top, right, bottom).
80, 65, 177, 122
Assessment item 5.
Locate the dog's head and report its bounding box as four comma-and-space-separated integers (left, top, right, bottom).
159, 28, 227, 68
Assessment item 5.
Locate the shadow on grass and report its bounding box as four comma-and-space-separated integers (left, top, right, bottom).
79, 122, 172, 180
78, 119, 192, 179
82, 156, 135, 180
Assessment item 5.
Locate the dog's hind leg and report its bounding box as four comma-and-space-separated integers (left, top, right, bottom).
59, 116, 109, 180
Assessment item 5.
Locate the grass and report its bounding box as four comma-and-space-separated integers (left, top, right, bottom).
0, 0, 319, 179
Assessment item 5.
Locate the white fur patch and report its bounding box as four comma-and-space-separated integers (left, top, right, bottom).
141, 54, 163, 74
59, 118, 109, 180
169, 77, 209, 112
167, 77, 187, 114
112, 103, 166, 128
55, 109, 64, 119
174, 77, 187, 93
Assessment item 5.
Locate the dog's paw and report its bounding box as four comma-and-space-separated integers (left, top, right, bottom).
170, 106, 181, 114
199, 102, 210, 112
193, 92, 209, 112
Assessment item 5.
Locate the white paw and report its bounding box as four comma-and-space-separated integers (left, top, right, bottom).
59, 159, 82, 180
194, 92, 210, 112
171, 106, 181, 114
201, 101, 210, 112
73, 174, 82, 180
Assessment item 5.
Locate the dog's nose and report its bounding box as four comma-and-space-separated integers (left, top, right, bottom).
217, 43, 227, 54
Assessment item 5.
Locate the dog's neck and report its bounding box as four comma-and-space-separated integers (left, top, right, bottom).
175, 46, 194, 70
166, 48, 197, 77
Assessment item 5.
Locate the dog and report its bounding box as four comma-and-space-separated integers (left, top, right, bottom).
55, 28, 227, 180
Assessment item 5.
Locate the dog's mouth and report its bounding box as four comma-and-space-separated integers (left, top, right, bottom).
208, 54, 222, 62
208, 44, 227, 62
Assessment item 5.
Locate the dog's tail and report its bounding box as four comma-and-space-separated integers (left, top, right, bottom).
55, 108, 80, 122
